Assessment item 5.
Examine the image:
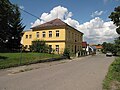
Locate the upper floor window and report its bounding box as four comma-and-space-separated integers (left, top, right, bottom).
72, 33, 74, 39
26, 35, 28, 39
68, 31, 70, 39
49, 31, 52, 37
56, 30, 59, 37
42, 31, 46, 38
75, 34, 77, 42
78, 35, 79, 41
36, 32, 39, 38
29, 35, 32, 39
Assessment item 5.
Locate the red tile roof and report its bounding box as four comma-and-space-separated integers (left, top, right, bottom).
95, 46, 103, 49
31, 18, 67, 29
31, 18, 83, 34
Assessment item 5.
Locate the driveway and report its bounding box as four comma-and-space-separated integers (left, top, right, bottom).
0, 54, 114, 90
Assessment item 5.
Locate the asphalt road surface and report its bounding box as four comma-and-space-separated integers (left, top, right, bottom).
0, 54, 114, 90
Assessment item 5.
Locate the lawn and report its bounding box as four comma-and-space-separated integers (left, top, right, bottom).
0, 53, 61, 69
103, 57, 120, 90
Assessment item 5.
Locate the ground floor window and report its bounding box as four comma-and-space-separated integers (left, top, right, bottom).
56, 45, 59, 54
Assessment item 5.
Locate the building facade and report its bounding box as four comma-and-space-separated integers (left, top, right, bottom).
21, 19, 83, 54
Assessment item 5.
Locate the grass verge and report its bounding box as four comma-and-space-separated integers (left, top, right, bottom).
0, 53, 61, 69
103, 57, 120, 90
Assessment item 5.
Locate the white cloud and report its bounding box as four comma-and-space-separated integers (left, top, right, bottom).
78, 17, 118, 44
31, 6, 118, 44
91, 11, 103, 17
19, 5, 24, 10
31, 6, 74, 27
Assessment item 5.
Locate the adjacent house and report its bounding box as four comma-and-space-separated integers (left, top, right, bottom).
21, 18, 83, 54
95, 45, 103, 52
82, 42, 87, 50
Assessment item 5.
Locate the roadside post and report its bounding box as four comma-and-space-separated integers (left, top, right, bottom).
20, 45, 22, 65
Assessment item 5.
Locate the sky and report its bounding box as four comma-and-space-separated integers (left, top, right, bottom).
10, 0, 120, 44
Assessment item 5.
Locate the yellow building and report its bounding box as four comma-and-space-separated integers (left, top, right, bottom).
21, 18, 83, 54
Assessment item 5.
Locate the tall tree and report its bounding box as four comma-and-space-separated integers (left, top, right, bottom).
109, 6, 120, 35
0, 0, 11, 50
7, 5, 25, 51
0, 0, 25, 52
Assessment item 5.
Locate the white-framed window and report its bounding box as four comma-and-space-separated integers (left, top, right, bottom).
26, 35, 28, 39
42, 31, 46, 38
36, 32, 39, 38
56, 45, 59, 53
78, 35, 79, 41
75, 34, 77, 42
56, 30, 59, 37
68, 31, 70, 39
29, 35, 32, 39
49, 31, 52, 37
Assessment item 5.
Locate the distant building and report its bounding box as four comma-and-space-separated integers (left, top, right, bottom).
86, 44, 96, 55
82, 42, 87, 50
95, 45, 103, 52
21, 18, 83, 54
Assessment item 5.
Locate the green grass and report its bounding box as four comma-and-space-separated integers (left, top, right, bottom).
0, 53, 61, 69
103, 57, 120, 90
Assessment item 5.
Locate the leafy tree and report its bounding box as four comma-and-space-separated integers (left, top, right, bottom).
102, 42, 115, 53
0, 0, 25, 52
102, 42, 107, 53
102, 41, 120, 55
114, 37, 120, 54
30, 40, 49, 53
109, 6, 120, 34
109, 6, 120, 55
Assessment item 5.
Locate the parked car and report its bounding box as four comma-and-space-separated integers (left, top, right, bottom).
106, 52, 112, 57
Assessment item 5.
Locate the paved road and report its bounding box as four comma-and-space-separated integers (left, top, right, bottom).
0, 54, 114, 90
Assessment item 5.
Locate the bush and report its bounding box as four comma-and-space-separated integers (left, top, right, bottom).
30, 40, 49, 53
63, 48, 70, 59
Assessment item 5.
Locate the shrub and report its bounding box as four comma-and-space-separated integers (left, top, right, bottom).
30, 40, 49, 53
63, 48, 70, 59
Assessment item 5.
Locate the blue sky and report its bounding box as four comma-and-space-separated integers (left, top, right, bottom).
10, 0, 120, 44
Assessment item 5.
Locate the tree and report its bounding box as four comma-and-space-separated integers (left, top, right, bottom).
0, 0, 25, 52
109, 6, 120, 35
30, 40, 49, 53
63, 48, 70, 59
114, 37, 120, 54
102, 42, 115, 53
109, 6, 120, 55
7, 5, 25, 51
0, 0, 11, 51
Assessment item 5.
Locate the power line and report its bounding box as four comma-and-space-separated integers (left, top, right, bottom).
18, 7, 41, 20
